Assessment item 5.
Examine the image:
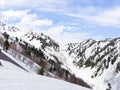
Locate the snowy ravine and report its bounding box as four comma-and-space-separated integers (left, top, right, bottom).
0, 22, 91, 88
64, 38, 120, 90
1, 21, 120, 90
0, 60, 91, 90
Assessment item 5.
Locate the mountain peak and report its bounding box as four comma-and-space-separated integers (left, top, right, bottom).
0, 21, 20, 33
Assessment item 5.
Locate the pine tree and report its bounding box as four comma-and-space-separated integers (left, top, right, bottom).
38, 60, 46, 75
3, 32, 10, 52
0, 61, 2, 66
3, 32, 9, 40
15, 37, 18, 42
38, 67, 45, 75
4, 39, 10, 52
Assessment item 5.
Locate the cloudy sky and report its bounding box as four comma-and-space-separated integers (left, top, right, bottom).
0, 0, 120, 44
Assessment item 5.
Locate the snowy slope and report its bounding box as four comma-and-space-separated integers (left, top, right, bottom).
0, 60, 91, 90
0, 23, 91, 89
65, 38, 120, 90
2, 49, 40, 73
1, 21, 120, 90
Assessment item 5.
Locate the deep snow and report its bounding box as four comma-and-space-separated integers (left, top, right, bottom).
0, 60, 91, 90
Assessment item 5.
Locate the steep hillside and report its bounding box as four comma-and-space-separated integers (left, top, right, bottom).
1, 21, 120, 90
21, 30, 59, 50
0, 60, 91, 90
0, 21, 90, 88
65, 38, 120, 90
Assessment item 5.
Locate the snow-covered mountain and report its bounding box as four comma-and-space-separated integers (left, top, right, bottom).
0, 21, 90, 88
21, 30, 59, 51
0, 21, 20, 32
65, 38, 120, 90
0, 21, 120, 90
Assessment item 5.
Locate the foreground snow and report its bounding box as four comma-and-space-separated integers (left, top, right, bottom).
0, 60, 91, 90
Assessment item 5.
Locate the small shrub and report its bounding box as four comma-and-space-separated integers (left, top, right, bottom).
0, 61, 2, 66
38, 67, 45, 75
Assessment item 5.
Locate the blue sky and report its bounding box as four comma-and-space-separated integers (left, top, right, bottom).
0, 0, 120, 44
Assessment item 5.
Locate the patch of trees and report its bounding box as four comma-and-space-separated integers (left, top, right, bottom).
37, 60, 46, 75
47, 60, 91, 88
0, 61, 2, 66
116, 62, 120, 73
19, 42, 45, 60
3, 32, 10, 52
84, 59, 95, 68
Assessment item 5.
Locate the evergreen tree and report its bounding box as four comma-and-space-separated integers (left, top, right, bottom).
38, 67, 45, 75
0, 61, 2, 66
4, 39, 10, 52
3, 32, 10, 52
3, 32, 9, 39
15, 37, 18, 42
38, 60, 46, 75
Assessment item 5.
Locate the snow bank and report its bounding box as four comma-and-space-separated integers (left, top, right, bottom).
0, 60, 91, 90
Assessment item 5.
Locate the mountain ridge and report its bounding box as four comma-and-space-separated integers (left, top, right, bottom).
0, 21, 91, 88
0, 21, 120, 90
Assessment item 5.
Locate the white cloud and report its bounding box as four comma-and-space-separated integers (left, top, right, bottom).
46, 25, 78, 36
65, 26, 78, 31
17, 17, 53, 31
41, 26, 103, 44
52, 32, 103, 44
5, 0, 26, 7
0, 0, 112, 43
33, 0, 68, 6
64, 6, 120, 27
42, 25, 88, 44
0, 10, 53, 30
50, 32, 91, 44
1, 10, 29, 21
0, 0, 6, 8
47, 26, 65, 35
90, 7, 120, 26
18, 15, 53, 27
62, 32, 90, 43
3, 0, 120, 28
4, 0, 69, 10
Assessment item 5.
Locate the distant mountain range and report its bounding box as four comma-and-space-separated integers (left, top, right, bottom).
0, 21, 120, 90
